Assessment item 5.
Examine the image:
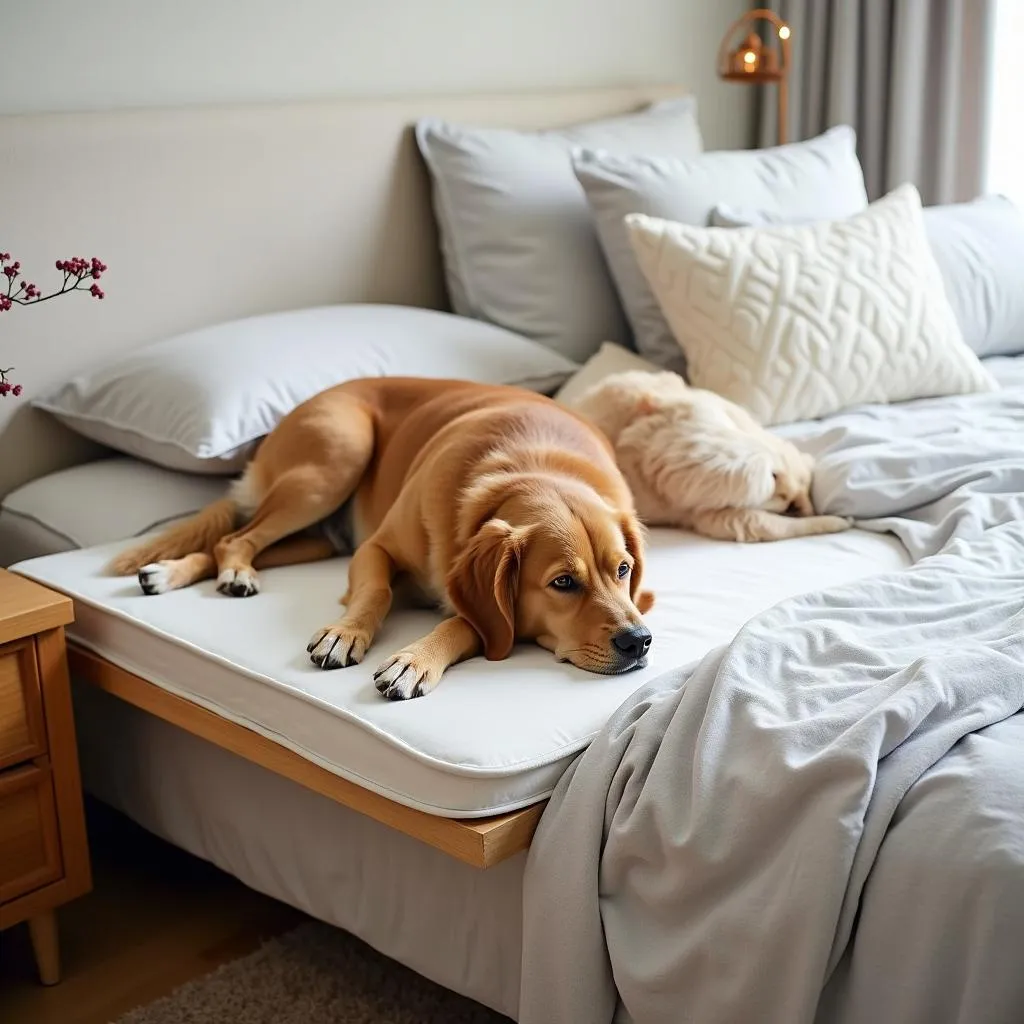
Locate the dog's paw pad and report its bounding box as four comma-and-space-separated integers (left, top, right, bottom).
216, 568, 260, 597
308, 626, 368, 669
138, 562, 171, 595
372, 652, 437, 700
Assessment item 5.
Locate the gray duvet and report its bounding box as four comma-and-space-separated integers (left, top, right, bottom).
519, 387, 1024, 1024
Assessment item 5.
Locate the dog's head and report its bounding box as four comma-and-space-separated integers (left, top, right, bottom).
571, 369, 689, 444
764, 445, 817, 516
447, 483, 654, 674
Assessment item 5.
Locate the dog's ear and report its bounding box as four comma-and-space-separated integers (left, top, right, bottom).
446, 520, 529, 661
620, 514, 655, 614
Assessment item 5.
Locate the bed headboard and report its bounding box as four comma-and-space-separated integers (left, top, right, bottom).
0, 84, 687, 499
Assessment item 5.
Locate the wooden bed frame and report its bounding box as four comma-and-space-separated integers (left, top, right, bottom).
67, 643, 545, 869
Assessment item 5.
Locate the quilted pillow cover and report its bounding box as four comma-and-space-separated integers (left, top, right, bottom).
713, 194, 1024, 359
572, 126, 868, 374
624, 182, 997, 426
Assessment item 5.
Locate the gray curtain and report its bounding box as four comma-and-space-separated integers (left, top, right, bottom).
758, 0, 995, 204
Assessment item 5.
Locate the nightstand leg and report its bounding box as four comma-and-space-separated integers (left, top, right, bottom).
28, 910, 61, 985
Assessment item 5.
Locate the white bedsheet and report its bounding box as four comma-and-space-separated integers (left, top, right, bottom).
13, 527, 906, 817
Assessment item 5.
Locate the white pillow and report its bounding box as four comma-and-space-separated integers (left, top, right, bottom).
415, 97, 704, 363
572, 126, 869, 374
34, 305, 579, 475
714, 194, 1024, 359
553, 341, 662, 407
624, 183, 997, 427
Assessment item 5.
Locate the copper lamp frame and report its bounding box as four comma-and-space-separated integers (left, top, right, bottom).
717, 8, 792, 144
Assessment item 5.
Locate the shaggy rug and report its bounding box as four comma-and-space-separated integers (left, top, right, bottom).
113, 921, 511, 1023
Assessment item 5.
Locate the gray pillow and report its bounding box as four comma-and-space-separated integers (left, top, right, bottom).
34, 305, 579, 475
572, 126, 869, 374
415, 97, 704, 364
1, 458, 229, 561
713, 194, 1024, 359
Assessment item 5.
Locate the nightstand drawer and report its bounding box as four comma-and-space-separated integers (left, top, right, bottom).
0, 763, 63, 903
0, 639, 46, 770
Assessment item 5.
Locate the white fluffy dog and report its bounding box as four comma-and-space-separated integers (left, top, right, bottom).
569, 371, 852, 543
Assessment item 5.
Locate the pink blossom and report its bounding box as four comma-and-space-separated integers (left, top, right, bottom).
2, 251, 109, 396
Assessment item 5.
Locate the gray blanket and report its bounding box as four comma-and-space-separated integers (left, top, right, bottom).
519, 388, 1024, 1024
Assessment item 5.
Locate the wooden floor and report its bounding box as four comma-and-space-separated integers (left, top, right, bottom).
0, 798, 307, 1024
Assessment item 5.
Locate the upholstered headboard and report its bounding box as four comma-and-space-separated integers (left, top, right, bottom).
0, 84, 686, 498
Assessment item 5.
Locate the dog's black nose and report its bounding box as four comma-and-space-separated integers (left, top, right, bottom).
612, 625, 652, 661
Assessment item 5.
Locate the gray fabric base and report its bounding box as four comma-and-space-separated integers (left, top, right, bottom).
74, 684, 527, 1019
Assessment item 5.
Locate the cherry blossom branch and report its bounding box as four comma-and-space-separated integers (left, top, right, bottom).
0, 252, 108, 397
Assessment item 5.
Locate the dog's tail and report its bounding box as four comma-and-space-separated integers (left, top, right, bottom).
105, 497, 239, 576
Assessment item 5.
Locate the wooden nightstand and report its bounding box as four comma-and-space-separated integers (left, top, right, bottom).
0, 569, 90, 985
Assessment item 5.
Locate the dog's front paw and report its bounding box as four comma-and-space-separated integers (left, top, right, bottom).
373, 650, 441, 700
307, 624, 370, 669
216, 567, 260, 597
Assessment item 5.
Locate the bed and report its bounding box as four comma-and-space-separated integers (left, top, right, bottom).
0, 452, 906, 1014
4, 85, 1024, 1024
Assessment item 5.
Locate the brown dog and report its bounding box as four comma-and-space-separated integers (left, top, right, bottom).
109, 378, 655, 699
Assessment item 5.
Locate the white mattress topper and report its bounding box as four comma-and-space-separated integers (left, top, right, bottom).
13, 527, 909, 816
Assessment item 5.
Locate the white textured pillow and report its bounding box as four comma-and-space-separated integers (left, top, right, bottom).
713, 194, 1024, 359
573, 126, 868, 373
624, 183, 997, 426
34, 305, 579, 474
415, 97, 704, 363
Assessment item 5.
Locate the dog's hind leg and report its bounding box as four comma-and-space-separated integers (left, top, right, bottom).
213, 396, 375, 596
690, 507, 853, 543
138, 536, 338, 595
137, 552, 218, 595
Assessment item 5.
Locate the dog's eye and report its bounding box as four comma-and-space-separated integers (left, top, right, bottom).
617, 561, 630, 579
549, 574, 578, 592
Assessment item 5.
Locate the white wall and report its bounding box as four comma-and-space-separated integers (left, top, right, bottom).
0, 0, 754, 150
